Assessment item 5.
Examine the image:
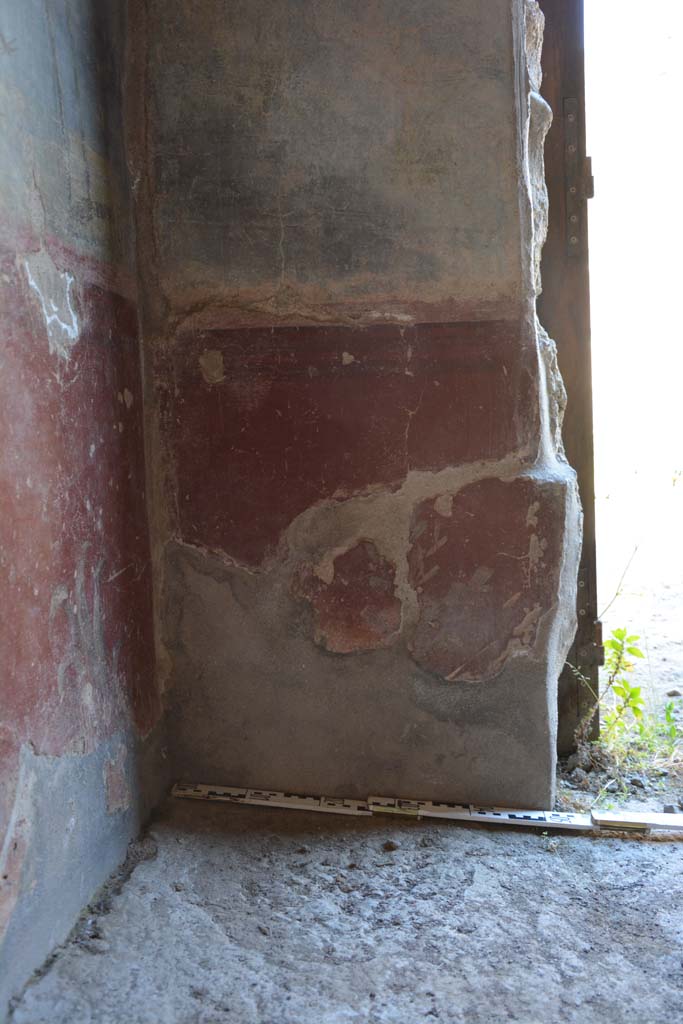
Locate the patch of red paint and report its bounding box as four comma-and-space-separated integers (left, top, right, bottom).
104, 744, 131, 814
294, 541, 402, 654
166, 320, 538, 565
407, 476, 567, 681
0, 242, 158, 771
0, 238, 158, 935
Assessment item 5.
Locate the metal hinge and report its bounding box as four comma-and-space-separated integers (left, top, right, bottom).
564, 98, 594, 256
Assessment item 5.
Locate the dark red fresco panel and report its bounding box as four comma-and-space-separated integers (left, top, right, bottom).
167, 320, 538, 565
294, 540, 402, 654
407, 476, 566, 681
0, 245, 158, 785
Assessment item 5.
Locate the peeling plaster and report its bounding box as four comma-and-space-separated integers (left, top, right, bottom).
282, 456, 524, 638
104, 742, 132, 813
295, 540, 402, 654
1, 0, 161, 1008
172, 448, 577, 686
433, 494, 453, 518
23, 254, 80, 359
198, 348, 225, 384
0, 752, 33, 944
149, 0, 581, 823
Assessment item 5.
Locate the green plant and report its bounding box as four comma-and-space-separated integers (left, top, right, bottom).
570, 626, 682, 770
600, 628, 645, 741
627, 700, 681, 764
664, 701, 678, 740
570, 627, 643, 745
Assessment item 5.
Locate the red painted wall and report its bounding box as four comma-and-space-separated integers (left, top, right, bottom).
0, 232, 158, 944
165, 321, 539, 567
146, 0, 581, 809
0, 2, 160, 1002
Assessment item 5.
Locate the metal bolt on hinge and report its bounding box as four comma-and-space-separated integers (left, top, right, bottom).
564, 97, 593, 256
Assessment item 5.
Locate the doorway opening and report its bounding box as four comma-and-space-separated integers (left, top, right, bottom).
585, 0, 683, 773
541, 0, 683, 793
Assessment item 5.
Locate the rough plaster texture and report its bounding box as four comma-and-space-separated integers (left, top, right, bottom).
142, 0, 582, 809
164, 320, 541, 566
146, 0, 524, 324
165, 460, 579, 808
1, 1, 584, 1011
10, 799, 683, 1024
1, 730, 165, 1021
0, 1, 163, 1013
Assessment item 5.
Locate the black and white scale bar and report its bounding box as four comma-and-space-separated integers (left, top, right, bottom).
172, 782, 372, 816
368, 795, 593, 832
172, 783, 683, 834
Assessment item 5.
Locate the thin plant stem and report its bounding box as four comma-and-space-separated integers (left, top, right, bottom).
598, 544, 639, 620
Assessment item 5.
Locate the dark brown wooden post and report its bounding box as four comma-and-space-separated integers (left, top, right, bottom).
538, 0, 601, 752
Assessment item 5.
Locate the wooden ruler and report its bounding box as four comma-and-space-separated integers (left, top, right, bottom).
172, 782, 683, 835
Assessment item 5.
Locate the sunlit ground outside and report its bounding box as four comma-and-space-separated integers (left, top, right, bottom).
584, 0, 683, 738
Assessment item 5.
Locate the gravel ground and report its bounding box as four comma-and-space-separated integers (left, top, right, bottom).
10, 797, 683, 1024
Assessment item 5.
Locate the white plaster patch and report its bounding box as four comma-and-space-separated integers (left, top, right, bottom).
313, 561, 335, 585
23, 253, 80, 360
199, 348, 225, 384
433, 494, 453, 518
527, 532, 546, 569
512, 604, 542, 646
368, 310, 414, 324
470, 566, 494, 589
341, 351, 356, 366
123, 388, 134, 409
82, 681, 96, 714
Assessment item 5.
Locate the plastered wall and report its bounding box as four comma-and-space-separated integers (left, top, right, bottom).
137, 1, 581, 807
0, 2, 163, 1011
0, 3, 582, 1010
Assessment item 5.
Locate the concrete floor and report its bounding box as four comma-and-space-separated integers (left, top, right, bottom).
10, 798, 683, 1024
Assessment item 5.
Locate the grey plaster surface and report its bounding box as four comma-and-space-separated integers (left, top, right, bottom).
11, 797, 683, 1024
164, 489, 577, 811
148, 0, 582, 817
0, 0, 133, 262
146, 0, 523, 316
1, 729, 169, 1019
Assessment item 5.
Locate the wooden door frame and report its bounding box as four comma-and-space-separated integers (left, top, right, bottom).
538, 0, 601, 753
